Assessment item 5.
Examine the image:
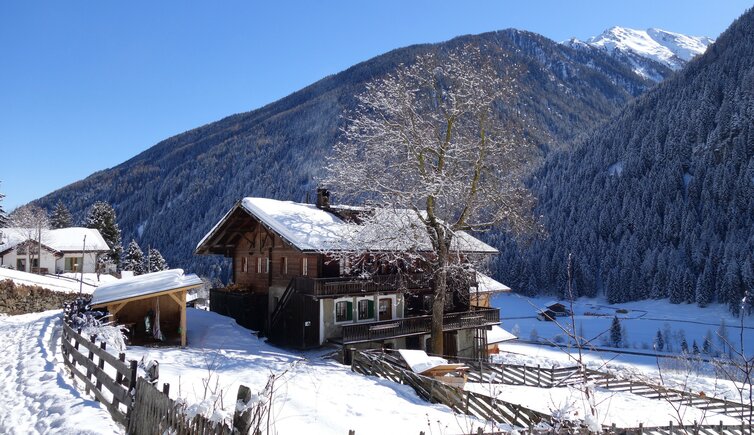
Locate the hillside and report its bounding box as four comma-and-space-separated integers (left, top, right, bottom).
496, 8, 754, 312
32, 29, 663, 279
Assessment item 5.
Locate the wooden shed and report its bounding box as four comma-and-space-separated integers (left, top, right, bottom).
91, 269, 203, 347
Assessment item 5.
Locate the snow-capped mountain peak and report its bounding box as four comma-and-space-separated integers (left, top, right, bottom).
566, 26, 714, 81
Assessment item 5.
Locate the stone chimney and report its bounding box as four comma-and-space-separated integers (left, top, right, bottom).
316, 188, 331, 209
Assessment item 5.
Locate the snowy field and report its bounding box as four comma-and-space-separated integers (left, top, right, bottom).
492, 293, 754, 357
0, 308, 484, 435
127, 309, 486, 435
0, 268, 118, 294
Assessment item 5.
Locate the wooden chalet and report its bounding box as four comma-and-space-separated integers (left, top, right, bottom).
195, 190, 502, 359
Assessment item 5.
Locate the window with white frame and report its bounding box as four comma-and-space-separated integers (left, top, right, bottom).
242, 256, 248, 273
257, 257, 263, 274
280, 257, 288, 275
302, 257, 308, 276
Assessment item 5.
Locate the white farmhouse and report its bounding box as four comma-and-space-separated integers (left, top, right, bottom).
0, 227, 110, 274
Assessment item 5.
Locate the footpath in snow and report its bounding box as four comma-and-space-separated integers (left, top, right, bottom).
0, 311, 120, 434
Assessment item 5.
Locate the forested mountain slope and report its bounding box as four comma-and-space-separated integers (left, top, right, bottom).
32, 29, 663, 279
495, 9, 754, 313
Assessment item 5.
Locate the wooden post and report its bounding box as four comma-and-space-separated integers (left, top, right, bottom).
638, 422, 643, 434
163, 383, 170, 396
523, 365, 527, 385
536, 364, 541, 386
233, 384, 253, 435
95, 341, 106, 393
181, 290, 187, 347
86, 335, 96, 396
348, 430, 355, 435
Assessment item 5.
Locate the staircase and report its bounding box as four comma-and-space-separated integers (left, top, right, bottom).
267, 278, 296, 340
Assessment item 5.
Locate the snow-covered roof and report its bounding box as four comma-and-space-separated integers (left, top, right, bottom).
475, 272, 511, 293
487, 325, 517, 344
398, 349, 449, 374
196, 197, 498, 254
0, 227, 110, 253
91, 269, 203, 306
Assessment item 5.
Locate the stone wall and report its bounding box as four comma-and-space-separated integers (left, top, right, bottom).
0, 279, 79, 315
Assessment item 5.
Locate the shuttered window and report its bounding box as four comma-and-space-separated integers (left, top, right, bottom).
335, 301, 352, 322
357, 299, 374, 320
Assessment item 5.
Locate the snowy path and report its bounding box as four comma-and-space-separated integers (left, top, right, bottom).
0, 311, 121, 434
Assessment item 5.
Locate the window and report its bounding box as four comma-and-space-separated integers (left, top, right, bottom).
378, 298, 393, 321
16, 259, 26, 271
280, 257, 288, 275
265, 257, 270, 273
335, 300, 353, 322
357, 299, 374, 320
257, 257, 263, 274
302, 257, 308, 276
242, 257, 248, 273
64, 257, 82, 272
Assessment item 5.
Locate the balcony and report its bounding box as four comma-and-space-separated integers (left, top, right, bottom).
293, 273, 432, 298
293, 272, 478, 298
339, 307, 500, 344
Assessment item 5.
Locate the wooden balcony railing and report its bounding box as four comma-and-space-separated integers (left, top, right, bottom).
294, 273, 431, 297
340, 307, 499, 344
293, 272, 477, 298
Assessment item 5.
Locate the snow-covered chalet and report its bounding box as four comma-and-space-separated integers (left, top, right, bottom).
0, 227, 110, 274
195, 190, 505, 360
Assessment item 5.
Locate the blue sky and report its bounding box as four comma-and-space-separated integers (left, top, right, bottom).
1, 1, 751, 210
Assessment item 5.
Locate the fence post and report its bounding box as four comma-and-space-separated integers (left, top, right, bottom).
551, 365, 555, 387
348, 430, 355, 435
125, 360, 137, 426
233, 384, 253, 435
163, 383, 170, 395
86, 335, 96, 396
96, 341, 106, 394
638, 422, 643, 434
523, 365, 527, 385
536, 364, 541, 386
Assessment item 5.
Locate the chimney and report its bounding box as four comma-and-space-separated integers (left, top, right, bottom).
316, 188, 331, 209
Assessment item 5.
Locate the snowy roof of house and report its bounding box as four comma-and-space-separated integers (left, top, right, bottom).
0, 227, 110, 253
487, 325, 517, 344
475, 272, 511, 293
196, 197, 498, 254
91, 269, 203, 306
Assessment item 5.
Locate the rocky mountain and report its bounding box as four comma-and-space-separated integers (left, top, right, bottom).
33, 28, 660, 280
497, 10, 754, 312
566, 26, 713, 82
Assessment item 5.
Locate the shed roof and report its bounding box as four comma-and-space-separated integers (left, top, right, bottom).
91, 269, 203, 306
196, 197, 498, 255
475, 272, 511, 293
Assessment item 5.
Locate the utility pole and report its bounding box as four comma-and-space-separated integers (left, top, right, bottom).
79, 235, 86, 295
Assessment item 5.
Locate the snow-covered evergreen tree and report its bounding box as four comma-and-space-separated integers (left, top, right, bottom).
0, 182, 8, 228
680, 337, 689, 353
147, 248, 168, 272
692, 340, 700, 354
654, 330, 664, 351
122, 240, 145, 275
86, 201, 122, 266
610, 317, 622, 347
50, 200, 73, 229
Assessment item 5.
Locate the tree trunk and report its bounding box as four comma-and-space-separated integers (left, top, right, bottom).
430, 237, 449, 355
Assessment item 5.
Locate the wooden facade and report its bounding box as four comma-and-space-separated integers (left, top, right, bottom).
196, 196, 501, 355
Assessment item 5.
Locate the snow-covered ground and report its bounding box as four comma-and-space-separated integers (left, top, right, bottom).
127, 308, 485, 435
0, 268, 117, 294
492, 293, 754, 357
0, 311, 121, 434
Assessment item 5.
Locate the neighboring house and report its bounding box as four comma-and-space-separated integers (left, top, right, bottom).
0, 227, 110, 274
536, 302, 572, 321
195, 190, 502, 360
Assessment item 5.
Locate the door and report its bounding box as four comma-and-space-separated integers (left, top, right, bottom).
378, 298, 392, 321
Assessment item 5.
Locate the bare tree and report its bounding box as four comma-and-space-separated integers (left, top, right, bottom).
323, 45, 539, 353
8, 205, 50, 273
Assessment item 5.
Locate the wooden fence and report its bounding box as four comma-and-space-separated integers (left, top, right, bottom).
61, 321, 137, 426
453, 358, 754, 421
61, 321, 254, 434
352, 350, 552, 427
353, 350, 754, 435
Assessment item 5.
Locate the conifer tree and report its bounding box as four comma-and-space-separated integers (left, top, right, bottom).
681, 337, 689, 353
85, 201, 123, 266
147, 248, 168, 272
50, 201, 73, 229
702, 332, 712, 354
0, 182, 8, 228
610, 317, 622, 348
122, 240, 145, 275
654, 330, 664, 351
692, 340, 700, 354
